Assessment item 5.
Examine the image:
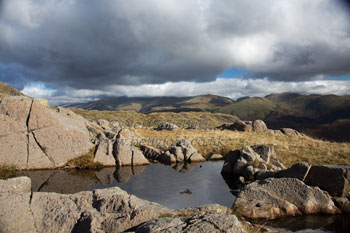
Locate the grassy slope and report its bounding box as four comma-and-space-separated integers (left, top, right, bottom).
217, 97, 277, 120
133, 128, 350, 167
65, 95, 234, 113
71, 108, 239, 129
71, 108, 350, 167
0, 81, 23, 98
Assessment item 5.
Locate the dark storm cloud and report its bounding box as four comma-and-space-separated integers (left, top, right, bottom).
0, 0, 349, 91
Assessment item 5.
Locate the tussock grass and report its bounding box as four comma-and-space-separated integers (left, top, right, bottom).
133, 129, 350, 167
0, 165, 17, 180
66, 147, 103, 170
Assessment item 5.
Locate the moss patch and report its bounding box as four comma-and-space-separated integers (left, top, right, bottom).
66, 147, 103, 170
0, 165, 17, 180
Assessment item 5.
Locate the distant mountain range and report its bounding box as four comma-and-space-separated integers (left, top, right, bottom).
1, 81, 349, 142
63, 93, 350, 142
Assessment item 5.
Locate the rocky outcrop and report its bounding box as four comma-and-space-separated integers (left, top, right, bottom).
140, 145, 163, 161
154, 122, 179, 131
255, 163, 350, 198
333, 197, 350, 213
159, 139, 206, 164
216, 120, 252, 132
0, 177, 248, 233
221, 145, 282, 181
135, 213, 246, 233
217, 120, 304, 137
0, 177, 172, 233
209, 153, 224, 160
233, 178, 341, 219
113, 129, 150, 167
304, 165, 350, 198
0, 96, 93, 169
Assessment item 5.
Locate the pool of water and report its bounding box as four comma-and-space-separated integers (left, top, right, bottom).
16, 161, 350, 232
17, 161, 235, 209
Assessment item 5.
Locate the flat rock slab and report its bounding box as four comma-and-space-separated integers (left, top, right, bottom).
0, 177, 171, 233
233, 178, 340, 219
135, 213, 246, 233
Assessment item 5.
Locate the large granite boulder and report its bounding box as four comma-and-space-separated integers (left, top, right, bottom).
221, 145, 278, 180
252, 120, 268, 132
233, 178, 340, 219
0, 96, 94, 169
113, 129, 150, 166
93, 139, 116, 166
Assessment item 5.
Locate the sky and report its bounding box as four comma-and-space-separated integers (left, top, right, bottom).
0, 0, 350, 105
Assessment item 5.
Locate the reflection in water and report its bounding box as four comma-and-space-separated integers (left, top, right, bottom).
17, 161, 235, 209
16, 162, 350, 233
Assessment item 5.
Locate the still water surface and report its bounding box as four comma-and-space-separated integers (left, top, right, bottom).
16, 161, 349, 233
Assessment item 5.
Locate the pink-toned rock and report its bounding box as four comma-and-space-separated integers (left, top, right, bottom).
94, 139, 116, 166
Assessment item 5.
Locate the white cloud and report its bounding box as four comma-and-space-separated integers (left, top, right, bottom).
0, 0, 349, 92
27, 78, 350, 106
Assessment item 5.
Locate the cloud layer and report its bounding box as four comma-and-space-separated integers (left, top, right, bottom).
22, 78, 350, 106
0, 0, 350, 91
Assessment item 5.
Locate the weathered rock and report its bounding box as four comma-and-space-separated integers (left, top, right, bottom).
141, 145, 162, 161
267, 129, 284, 135
270, 159, 286, 170
234, 178, 340, 219
113, 130, 150, 166
333, 197, 350, 213
188, 152, 206, 162
0, 177, 36, 233
276, 162, 311, 181
170, 146, 185, 162
251, 145, 274, 163
135, 208, 246, 233
94, 139, 116, 166
0, 97, 94, 169
97, 119, 110, 129
160, 140, 205, 164
154, 122, 179, 131
0, 177, 172, 233
252, 120, 268, 132
280, 128, 302, 136
209, 153, 224, 160
217, 120, 253, 132
255, 170, 277, 180
176, 139, 197, 160
158, 151, 177, 164
304, 164, 350, 197
241, 146, 259, 162
221, 150, 240, 174
244, 165, 255, 180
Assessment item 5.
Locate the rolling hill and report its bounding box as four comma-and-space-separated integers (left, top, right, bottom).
62, 95, 234, 113
65, 92, 350, 141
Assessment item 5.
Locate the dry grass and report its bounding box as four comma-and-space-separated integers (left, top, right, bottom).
0, 165, 17, 180
70, 108, 239, 129
66, 147, 103, 170
133, 128, 350, 167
